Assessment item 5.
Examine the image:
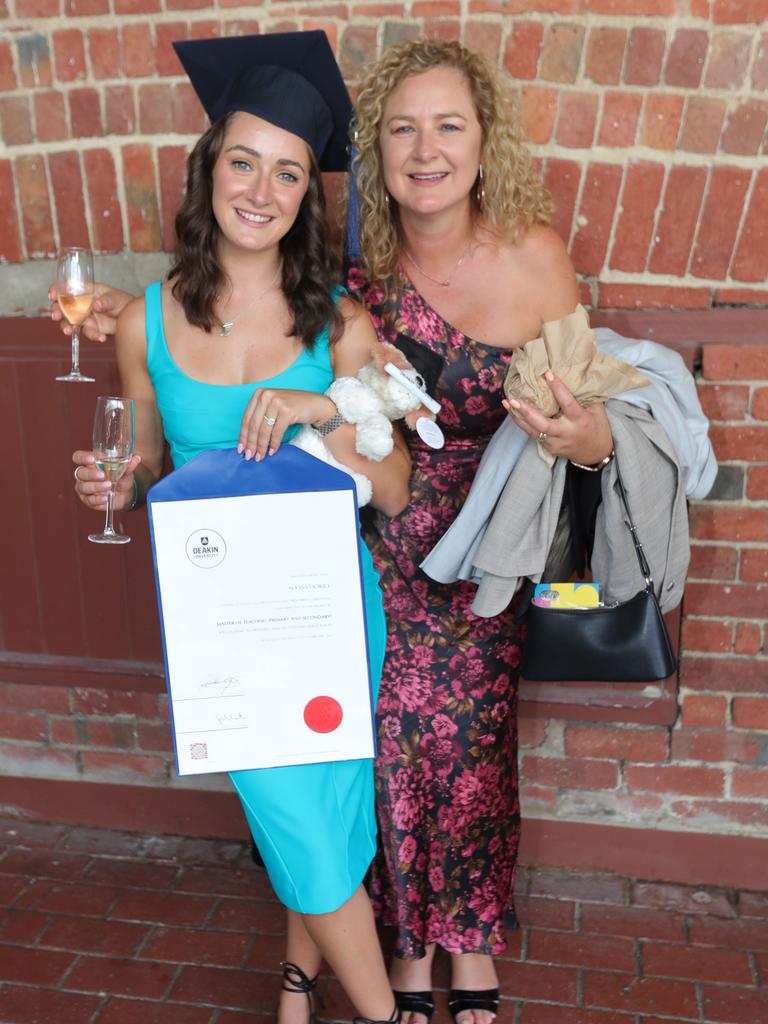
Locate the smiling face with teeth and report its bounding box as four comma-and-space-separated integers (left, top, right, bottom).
211, 111, 312, 257
378, 65, 483, 222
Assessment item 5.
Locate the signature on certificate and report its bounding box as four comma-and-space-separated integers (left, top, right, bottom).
199, 673, 244, 696
217, 711, 247, 727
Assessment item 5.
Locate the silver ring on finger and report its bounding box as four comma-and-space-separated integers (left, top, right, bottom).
73, 466, 84, 482
537, 431, 548, 443
263, 414, 277, 427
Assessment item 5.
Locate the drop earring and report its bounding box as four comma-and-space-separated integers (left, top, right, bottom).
476, 165, 485, 210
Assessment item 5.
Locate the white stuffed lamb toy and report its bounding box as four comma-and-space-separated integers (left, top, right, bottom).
291, 346, 432, 506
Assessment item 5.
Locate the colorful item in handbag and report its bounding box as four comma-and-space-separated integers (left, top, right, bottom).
533, 582, 601, 609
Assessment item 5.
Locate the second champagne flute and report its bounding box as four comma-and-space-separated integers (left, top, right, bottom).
88, 396, 135, 545
55, 246, 96, 383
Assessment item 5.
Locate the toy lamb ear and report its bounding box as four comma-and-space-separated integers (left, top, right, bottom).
392, 333, 445, 394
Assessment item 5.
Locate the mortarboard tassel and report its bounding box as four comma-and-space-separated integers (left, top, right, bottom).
346, 135, 361, 265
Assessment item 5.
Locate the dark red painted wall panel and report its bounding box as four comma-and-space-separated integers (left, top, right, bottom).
0, 317, 163, 674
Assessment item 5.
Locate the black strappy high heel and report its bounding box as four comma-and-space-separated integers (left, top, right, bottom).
448, 988, 499, 1024
280, 961, 321, 1024
354, 1005, 401, 1024
392, 990, 435, 1023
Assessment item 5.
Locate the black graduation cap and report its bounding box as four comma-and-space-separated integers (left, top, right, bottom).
173, 31, 352, 172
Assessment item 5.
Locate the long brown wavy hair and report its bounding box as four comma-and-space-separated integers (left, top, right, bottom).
347, 38, 553, 287
169, 111, 343, 348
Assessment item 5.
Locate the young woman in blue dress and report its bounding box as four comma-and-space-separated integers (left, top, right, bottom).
70, 32, 410, 1024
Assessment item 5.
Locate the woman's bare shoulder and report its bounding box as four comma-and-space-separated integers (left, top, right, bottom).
515, 223, 573, 272
511, 224, 580, 321
336, 292, 367, 321
331, 293, 378, 373
117, 294, 146, 331
115, 295, 148, 362
336, 293, 377, 345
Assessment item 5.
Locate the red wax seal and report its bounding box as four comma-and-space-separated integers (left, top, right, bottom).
303, 696, 343, 733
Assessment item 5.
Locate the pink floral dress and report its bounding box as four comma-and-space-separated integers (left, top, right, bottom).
348, 267, 522, 959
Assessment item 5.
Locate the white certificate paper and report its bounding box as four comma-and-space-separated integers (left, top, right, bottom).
150, 489, 375, 775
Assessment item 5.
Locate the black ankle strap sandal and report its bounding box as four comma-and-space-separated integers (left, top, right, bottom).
281, 961, 320, 1024
393, 990, 435, 1022
353, 1005, 401, 1024
448, 988, 500, 1023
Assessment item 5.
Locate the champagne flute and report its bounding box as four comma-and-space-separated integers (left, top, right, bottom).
55, 246, 96, 383
88, 396, 134, 545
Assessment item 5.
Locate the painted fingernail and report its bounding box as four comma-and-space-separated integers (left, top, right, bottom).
237, 443, 244, 454
268, 448, 275, 457
254, 452, 261, 463
244, 449, 253, 460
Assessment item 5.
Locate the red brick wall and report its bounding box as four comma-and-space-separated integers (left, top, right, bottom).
1, 341, 765, 843
1, 3, 766, 308
0, 5, 766, 851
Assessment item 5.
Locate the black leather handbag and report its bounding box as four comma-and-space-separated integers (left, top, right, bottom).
521, 468, 677, 683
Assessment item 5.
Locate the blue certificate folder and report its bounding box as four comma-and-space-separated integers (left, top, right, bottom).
146, 447, 376, 776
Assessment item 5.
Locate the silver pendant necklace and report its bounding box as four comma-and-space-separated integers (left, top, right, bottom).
218, 265, 281, 336
403, 238, 473, 288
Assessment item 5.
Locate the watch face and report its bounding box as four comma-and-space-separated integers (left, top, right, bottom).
416, 416, 444, 449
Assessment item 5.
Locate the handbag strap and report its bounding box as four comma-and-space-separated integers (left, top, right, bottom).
612, 459, 654, 592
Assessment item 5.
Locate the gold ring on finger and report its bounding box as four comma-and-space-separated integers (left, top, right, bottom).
73, 466, 84, 482
537, 431, 548, 443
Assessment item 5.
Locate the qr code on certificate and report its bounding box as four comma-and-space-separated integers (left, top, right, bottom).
190, 742, 208, 760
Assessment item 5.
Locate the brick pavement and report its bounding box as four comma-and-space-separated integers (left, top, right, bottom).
1, 819, 766, 1024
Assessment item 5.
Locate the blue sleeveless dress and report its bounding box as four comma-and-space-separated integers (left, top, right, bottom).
144, 281, 386, 914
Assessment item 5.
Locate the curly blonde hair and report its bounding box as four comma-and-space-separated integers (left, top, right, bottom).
347, 37, 553, 287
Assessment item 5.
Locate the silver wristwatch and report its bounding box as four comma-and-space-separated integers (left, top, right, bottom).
315, 412, 345, 437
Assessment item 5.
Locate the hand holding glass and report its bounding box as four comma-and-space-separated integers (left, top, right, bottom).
89, 396, 134, 545
55, 247, 95, 383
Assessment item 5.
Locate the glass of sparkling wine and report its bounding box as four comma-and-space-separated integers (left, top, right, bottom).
55, 246, 96, 383
88, 396, 134, 545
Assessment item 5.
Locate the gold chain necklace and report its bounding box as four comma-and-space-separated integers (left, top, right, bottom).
218, 265, 281, 337
402, 239, 473, 288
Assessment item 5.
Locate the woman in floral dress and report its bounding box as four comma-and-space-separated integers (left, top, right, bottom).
348, 263, 522, 960
347, 39, 614, 1024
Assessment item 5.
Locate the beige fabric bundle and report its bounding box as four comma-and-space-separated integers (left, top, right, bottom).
504, 305, 649, 463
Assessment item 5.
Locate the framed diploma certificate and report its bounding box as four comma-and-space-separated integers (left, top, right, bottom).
147, 447, 376, 776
